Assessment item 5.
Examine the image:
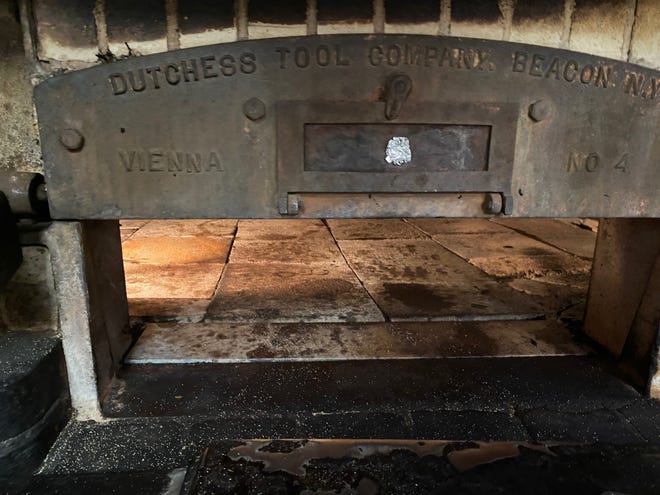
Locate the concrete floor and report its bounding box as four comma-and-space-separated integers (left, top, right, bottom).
119, 218, 596, 363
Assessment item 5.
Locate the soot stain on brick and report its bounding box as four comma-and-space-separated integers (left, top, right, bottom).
34, 0, 97, 48
317, 0, 373, 23
249, 0, 306, 24
513, 0, 563, 22
106, 0, 168, 43
178, 0, 234, 34
451, 0, 502, 24
385, 0, 440, 24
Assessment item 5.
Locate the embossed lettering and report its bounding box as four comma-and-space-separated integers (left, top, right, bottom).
405, 44, 423, 65
201, 55, 217, 78
219, 55, 236, 76
149, 149, 164, 171
614, 154, 629, 172
119, 150, 137, 172
145, 67, 162, 89
529, 54, 544, 77
120, 149, 224, 173
336, 45, 350, 65
181, 59, 199, 82
110, 53, 260, 95
567, 152, 600, 173
276, 47, 290, 69
370, 44, 491, 70
511, 52, 614, 91
127, 69, 146, 92
369, 46, 383, 66
624, 71, 645, 96
512, 51, 527, 72
624, 71, 660, 99
294, 47, 310, 68
424, 46, 437, 67
594, 66, 610, 88
645, 77, 660, 99
164, 64, 180, 85
316, 45, 331, 66
545, 58, 560, 79
109, 73, 127, 95
240, 52, 257, 73
387, 45, 401, 65
585, 153, 599, 172
277, 45, 348, 68
563, 61, 578, 82
580, 65, 594, 84
167, 152, 184, 172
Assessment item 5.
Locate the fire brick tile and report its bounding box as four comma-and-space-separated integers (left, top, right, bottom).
235, 219, 329, 240
122, 236, 231, 264
33, 0, 98, 62
131, 220, 237, 238
569, 0, 634, 60
327, 219, 426, 240
206, 263, 384, 323
384, 0, 440, 35
490, 218, 597, 259
229, 238, 344, 265
317, 0, 373, 34
510, 0, 565, 47
450, 0, 504, 40
178, 0, 236, 47
629, 0, 660, 69
106, 0, 167, 55
126, 320, 587, 364
406, 218, 511, 235
124, 262, 223, 300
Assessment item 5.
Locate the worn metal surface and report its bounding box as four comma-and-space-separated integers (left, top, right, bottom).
0, 173, 49, 217
34, 35, 659, 219
0, 193, 21, 292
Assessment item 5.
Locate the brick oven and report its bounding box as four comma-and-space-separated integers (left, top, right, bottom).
1, 1, 659, 492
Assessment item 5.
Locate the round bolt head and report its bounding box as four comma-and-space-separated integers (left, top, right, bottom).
60, 128, 85, 151
243, 98, 266, 121
528, 100, 551, 122
483, 193, 503, 214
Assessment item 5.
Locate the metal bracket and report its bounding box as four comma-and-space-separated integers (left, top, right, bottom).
279, 194, 301, 216
384, 73, 412, 120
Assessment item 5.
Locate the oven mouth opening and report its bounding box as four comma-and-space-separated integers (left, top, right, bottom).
118, 217, 597, 366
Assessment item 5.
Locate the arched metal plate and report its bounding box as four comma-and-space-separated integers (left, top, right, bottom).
34, 35, 659, 219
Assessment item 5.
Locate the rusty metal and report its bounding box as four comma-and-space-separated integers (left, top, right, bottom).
528, 100, 551, 122
384, 73, 412, 120
59, 128, 85, 152
33, 35, 660, 219
243, 98, 266, 121
0, 173, 49, 218
0, 192, 22, 292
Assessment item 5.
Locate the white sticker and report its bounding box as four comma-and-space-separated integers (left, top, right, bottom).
385, 137, 412, 166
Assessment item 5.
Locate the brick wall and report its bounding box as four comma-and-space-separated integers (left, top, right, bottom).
28, 0, 660, 69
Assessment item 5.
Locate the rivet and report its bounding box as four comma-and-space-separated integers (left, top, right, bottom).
60, 128, 85, 151
483, 193, 503, 215
243, 98, 266, 121
528, 100, 551, 122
